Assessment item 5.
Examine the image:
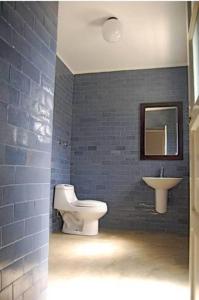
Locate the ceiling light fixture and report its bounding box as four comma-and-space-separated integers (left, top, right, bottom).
102, 17, 122, 43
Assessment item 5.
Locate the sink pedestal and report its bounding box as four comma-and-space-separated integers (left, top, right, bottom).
142, 177, 182, 214
155, 189, 168, 213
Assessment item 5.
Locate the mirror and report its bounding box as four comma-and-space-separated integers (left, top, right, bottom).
140, 102, 183, 160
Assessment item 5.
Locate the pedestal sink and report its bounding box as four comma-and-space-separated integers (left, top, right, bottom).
142, 177, 182, 213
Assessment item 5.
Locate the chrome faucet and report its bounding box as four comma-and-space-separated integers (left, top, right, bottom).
160, 166, 164, 177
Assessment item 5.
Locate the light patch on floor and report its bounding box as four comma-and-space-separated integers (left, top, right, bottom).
48, 230, 189, 300
73, 239, 125, 257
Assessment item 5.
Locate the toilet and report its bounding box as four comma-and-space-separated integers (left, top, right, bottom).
54, 184, 108, 236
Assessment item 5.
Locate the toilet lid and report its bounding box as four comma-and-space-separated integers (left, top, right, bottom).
73, 200, 106, 207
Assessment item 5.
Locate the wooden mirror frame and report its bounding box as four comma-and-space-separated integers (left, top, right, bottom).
140, 102, 183, 160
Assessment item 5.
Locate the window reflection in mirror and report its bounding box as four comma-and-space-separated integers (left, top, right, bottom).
140, 102, 183, 160
145, 107, 178, 156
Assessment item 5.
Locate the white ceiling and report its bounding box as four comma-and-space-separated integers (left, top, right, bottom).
57, 1, 187, 74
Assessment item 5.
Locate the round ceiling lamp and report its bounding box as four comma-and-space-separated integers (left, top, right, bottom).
102, 17, 122, 43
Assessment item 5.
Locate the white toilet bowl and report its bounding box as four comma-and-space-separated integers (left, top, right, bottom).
54, 184, 108, 236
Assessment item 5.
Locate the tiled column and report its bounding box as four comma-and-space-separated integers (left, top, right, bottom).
0, 2, 58, 299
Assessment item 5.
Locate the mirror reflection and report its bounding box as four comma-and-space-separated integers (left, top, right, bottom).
140, 102, 183, 160
145, 107, 178, 156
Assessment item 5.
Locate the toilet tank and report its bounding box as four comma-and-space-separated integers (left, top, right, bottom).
54, 184, 77, 210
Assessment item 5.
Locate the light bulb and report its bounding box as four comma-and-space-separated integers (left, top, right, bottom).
102, 17, 122, 43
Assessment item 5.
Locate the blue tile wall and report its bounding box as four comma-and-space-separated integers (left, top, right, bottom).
0, 2, 58, 299
50, 57, 74, 232
71, 67, 189, 235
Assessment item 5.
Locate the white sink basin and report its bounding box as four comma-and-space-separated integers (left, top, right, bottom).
142, 177, 182, 213
142, 177, 182, 190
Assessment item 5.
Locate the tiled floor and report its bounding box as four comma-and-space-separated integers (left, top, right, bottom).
48, 230, 189, 300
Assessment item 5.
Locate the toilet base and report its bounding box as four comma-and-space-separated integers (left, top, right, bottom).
62, 219, 99, 236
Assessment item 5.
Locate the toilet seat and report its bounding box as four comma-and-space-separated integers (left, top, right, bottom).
73, 200, 106, 208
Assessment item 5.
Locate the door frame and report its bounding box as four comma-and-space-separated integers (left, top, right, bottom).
188, 2, 199, 300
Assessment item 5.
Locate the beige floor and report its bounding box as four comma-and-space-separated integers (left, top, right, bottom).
48, 230, 189, 300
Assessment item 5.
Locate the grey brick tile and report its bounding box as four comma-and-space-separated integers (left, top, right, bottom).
5, 146, 27, 165
1, 258, 23, 289
10, 66, 30, 94
22, 58, 40, 84
0, 205, 14, 226
14, 201, 34, 221
0, 166, 15, 186
34, 18, 50, 46
0, 81, 20, 105
14, 236, 33, 260
15, 2, 35, 29
0, 18, 12, 44
1, 2, 25, 34
7, 106, 29, 129
0, 243, 15, 269
15, 167, 51, 184
0, 285, 12, 300
12, 30, 31, 61
23, 248, 41, 273
13, 271, 32, 299
2, 221, 25, 246
0, 58, 10, 81
0, 38, 22, 70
